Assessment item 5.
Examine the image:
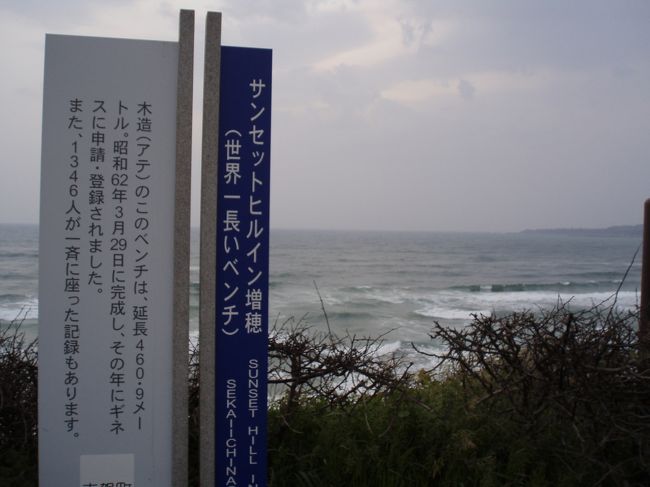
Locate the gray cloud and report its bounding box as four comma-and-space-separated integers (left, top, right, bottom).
457, 79, 475, 100
1, 0, 649, 231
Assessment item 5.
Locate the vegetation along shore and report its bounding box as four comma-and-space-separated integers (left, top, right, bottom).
1, 299, 649, 486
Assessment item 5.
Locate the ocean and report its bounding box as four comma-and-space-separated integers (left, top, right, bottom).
1, 223, 642, 368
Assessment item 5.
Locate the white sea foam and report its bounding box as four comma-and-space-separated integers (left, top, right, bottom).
375, 340, 402, 356
0, 299, 38, 322
424, 290, 639, 320
364, 289, 408, 305
472, 289, 638, 310
322, 293, 344, 306
332, 287, 409, 306
408, 286, 639, 324
413, 305, 489, 320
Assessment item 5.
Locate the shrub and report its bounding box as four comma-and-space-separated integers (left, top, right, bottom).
2, 302, 649, 486
0, 315, 38, 486
423, 302, 650, 485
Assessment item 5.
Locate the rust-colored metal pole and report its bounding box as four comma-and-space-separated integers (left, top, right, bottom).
640, 199, 650, 356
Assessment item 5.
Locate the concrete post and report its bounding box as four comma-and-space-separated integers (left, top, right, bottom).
172, 9, 195, 487
200, 11, 222, 487
640, 199, 650, 356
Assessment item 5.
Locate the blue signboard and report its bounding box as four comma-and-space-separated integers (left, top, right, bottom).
215, 46, 272, 487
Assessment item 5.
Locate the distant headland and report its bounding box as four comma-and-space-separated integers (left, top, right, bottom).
521, 224, 642, 238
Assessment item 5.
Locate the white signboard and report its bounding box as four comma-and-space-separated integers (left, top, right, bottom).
39, 34, 178, 486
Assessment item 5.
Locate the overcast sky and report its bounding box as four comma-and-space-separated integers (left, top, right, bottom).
1, 0, 649, 232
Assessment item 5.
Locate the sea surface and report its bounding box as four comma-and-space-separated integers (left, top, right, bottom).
1, 223, 642, 368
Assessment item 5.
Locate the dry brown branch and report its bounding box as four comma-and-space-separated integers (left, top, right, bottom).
423, 300, 650, 483
268, 314, 411, 422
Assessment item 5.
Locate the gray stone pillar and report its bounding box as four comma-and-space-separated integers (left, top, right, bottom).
200, 11, 222, 487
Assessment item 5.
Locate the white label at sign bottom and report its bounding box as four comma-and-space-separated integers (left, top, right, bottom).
80, 454, 135, 487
